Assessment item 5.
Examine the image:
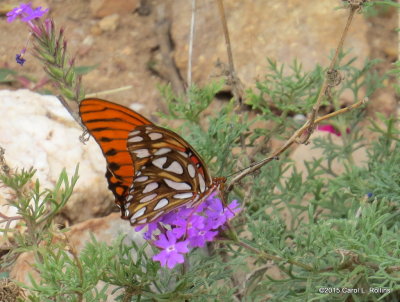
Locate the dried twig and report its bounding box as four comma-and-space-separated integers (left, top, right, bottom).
155, 3, 186, 96
215, 0, 247, 154
215, 0, 244, 105
187, 0, 197, 87
0, 147, 10, 176
226, 98, 368, 192
300, 4, 358, 144
225, 3, 364, 192
57, 95, 85, 130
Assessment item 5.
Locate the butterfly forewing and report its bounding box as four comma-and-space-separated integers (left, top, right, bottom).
79, 99, 152, 206
79, 98, 217, 226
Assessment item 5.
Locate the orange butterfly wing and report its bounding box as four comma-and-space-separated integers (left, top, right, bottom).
79, 98, 152, 205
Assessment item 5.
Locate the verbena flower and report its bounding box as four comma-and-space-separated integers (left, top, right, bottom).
16, 53, 26, 66
6, 2, 49, 66
152, 231, 189, 269
6, 3, 31, 22
6, 2, 48, 23
144, 193, 241, 269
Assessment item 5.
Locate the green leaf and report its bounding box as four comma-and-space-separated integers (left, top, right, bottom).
73, 65, 99, 75
0, 68, 17, 83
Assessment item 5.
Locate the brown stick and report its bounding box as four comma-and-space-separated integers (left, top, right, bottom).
300, 5, 357, 144
155, 2, 186, 96
187, 0, 197, 87
215, 0, 243, 105
226, 98, 368, 192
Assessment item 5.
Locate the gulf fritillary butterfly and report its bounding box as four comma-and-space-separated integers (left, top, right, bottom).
79, 98, 226, 226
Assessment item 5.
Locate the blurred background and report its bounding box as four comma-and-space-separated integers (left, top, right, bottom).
0, 0, 397, 118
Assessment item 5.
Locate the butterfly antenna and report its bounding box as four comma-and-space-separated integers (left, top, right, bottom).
225, 156, 280, 179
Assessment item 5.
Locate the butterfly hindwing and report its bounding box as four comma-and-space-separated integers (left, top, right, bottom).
122, 124, 213, 224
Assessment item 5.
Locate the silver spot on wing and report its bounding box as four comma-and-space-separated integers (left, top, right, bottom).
152, 157, 167, 169
173, 192, 193, 199
139, 193, 157, 203
132, 207, 146, 219
148, 132, 163, 140
135, 176, 148, 182
198, 173, 206, 193
165, 161, 184, 174
138, 218, 147, 224
164, 179, 191, 190
132, 148, 151, 158
128, 136, 143, 143
187, 164, 195, 178
130, 130, 141, 136
142, 182, 159, 193
178, 151, 189, 158
154, 198, 169, 210
155, 148, 171, 155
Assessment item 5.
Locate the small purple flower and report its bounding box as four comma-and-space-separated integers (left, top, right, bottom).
7, 3, 49, 66
136, 221, 159, 240
171, 217, 189, 239
152, 231, 189, 269
205, 198, 230, 228
15, 53, 26, 66
7, 2, 48, 23
226, 200, 241, 218
21, 6, 49, 22
6, 2, 32, 22
173, 215, 205, 239
189, 228, 218, 248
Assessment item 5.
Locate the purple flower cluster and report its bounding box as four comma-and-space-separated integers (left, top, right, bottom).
136, 193, 241, 269
6, 2, 48, 23
6, 2, 49, 66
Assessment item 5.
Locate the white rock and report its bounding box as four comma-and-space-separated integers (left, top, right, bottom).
0, 89, 113, 232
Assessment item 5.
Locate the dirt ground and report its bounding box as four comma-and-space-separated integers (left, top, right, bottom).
0, 0, 398, 117
0, 0, 166, 116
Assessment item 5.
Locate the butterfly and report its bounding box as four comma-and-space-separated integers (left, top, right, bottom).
79, 98, 226, 226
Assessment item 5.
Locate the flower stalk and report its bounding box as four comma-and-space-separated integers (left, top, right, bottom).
7, 2, 84, 102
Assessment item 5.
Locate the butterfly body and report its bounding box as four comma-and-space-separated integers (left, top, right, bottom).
79, 98, 225, 225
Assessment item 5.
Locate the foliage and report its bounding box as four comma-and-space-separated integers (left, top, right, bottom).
3, 67, 399, 301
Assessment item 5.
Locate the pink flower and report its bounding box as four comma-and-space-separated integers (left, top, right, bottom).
317, 124, 350, 136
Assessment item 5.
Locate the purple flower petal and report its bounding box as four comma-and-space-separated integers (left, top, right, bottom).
152, 231, 189, 269
6, 2, 48, 23
6, 3, 32, 22
171, 218, 188, 239
144, 224, 158, 240
21, 6, 49, 22
152, 250, 168, 267
154, 233, 173, 249
15, 54, 26, 66
225, 200, 241, 220
174, 241, 189, 253
189, 229, 218, 248
166, 252, 184, 269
